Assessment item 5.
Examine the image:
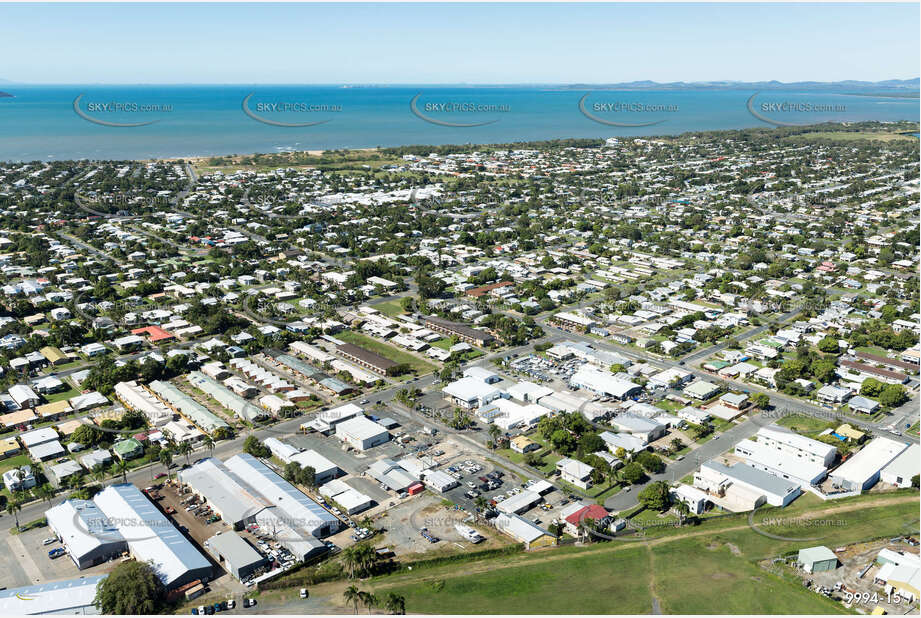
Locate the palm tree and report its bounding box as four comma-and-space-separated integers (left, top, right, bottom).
675, 501, 690, 526
487, 423, 501, 448
36, 483, 54, 505
6, 499, 21, 531
384, 593, 405, 615
202, 435, 215, 458
343, 585, 361, 614
359, 591, 377, 615
92, 466, 107, 489
159, 449, 173, 480
116, 459, 129, 484
178, 441, 193, 466
341, 546, 359, 579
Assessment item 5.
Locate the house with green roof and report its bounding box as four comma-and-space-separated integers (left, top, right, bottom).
113, 438, 143, 461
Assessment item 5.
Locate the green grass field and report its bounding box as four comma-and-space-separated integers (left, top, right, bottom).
651, 538, 847, 614
45, 386, 81, 403
373, 298, 407, 318
784, 131, 918, 144
344, 493, 918, 615
373, 545, 654, 614
335, 330, 437, 375
776, 413, 836, 436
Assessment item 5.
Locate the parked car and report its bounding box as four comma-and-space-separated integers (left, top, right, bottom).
48, 548, 65, 559
42, 537, 56, 546
243, 599, 257, 608
300, 589, 309, 599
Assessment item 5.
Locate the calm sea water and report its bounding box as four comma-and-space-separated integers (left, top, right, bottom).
0, 85, 916, 161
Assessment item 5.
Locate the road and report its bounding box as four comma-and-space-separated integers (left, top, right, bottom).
678, 305, 803, 365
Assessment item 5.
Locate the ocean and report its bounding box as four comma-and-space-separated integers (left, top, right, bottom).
0, 85, 917, 161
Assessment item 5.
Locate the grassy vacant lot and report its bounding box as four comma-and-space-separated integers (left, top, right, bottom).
335, 330, 437, 375
373, 298, 407, 318
373, 545, 654, 614
783, 131, 918, 144
651, 537, 846, 614
318, 492, 918, 615
776, 413, 836, 435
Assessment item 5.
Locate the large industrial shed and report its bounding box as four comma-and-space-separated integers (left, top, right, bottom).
178, 458, 267, 527
290, 449, 341, 484
335, 415, 389, 451
203, 532, 268, 581
224, 453, 342, 538
46, 499, 127, 569
830, 437, 909, 492
93, 484, 213, 588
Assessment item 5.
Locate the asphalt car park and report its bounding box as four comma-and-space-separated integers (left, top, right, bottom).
0, 522, 118, 589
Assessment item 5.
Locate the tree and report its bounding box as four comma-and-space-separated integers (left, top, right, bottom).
578, 432, 604, 454
621, 462, 645, 484
116, 459, 129, 484
638, 481, 671, 511
487, 423, 501, 448
635, 451, 665, 474
911, 474, 919, 489
202, 434, 215, 458
5, 498, 22, 530
243, 435, 271, 458
879, 384, 908, 408
750, 392, 770, 409
344, 585, 361, 614
176, 441, 193, 466
71, 423, 103, 447
359, 591, 378, 615
817, 336, 840, 354
159, 450, 173, 480
674, 501, 691, 525
283, 461, 303, 483
860, 378, 885, 398
384, 592, 405, 615
93, 560, 165, 614
669, 438, 685, 453
297, 465, 317, 488
810, 358, 837, 384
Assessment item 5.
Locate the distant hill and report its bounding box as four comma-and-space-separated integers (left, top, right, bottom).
561, 79, 920, 93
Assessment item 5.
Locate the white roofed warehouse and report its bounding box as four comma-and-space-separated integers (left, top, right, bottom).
830, 437, 909, 492
335, 415, 390, 451
46, 499, 127, 569
224, 453, 342, 538
91, 484, 213, 588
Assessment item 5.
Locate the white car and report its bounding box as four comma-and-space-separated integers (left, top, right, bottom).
42, 537, 56, 546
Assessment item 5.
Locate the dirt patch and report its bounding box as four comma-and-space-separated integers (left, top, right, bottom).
711, 572, 735, 580
726, 542, 741, 556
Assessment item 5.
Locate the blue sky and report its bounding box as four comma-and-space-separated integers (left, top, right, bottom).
1, 3, 918, 84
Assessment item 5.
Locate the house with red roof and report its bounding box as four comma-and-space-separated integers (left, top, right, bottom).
563, 503, 610, 536
131, 325, 176, 344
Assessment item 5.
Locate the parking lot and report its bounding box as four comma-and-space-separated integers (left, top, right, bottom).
0, 522, 119, 589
